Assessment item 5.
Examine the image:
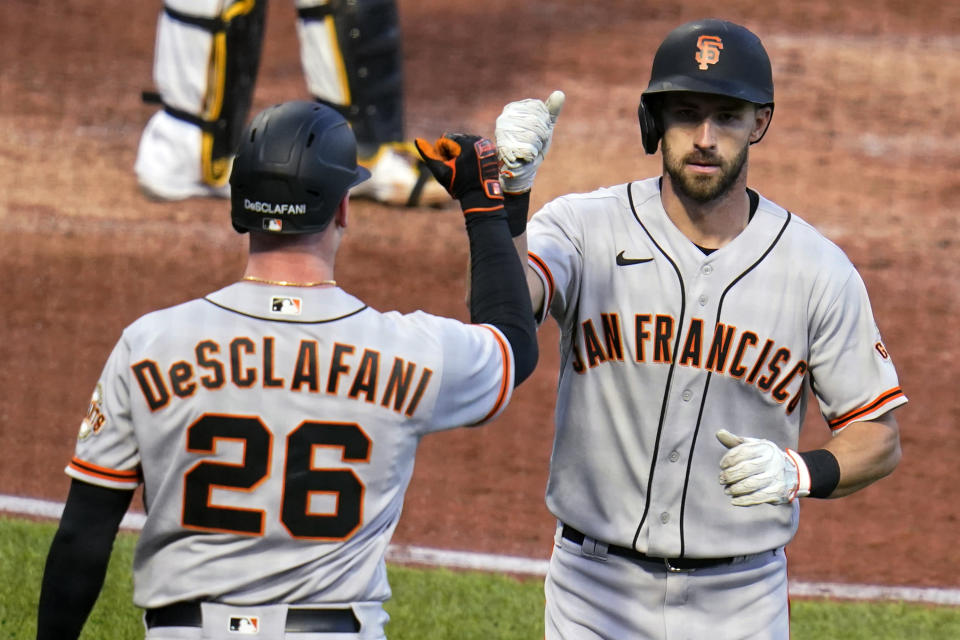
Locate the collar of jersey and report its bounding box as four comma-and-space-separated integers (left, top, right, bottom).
204, 282, 368, 323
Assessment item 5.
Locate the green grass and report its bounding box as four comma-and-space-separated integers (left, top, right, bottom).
1, 516, 144, 639
790, 600, 960, 640
4, 515, 958, 639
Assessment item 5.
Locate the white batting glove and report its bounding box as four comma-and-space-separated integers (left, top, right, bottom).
716, 429, 811, 506
495, 90, 565, 194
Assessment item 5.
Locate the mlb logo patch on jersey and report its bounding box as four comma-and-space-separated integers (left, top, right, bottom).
228, 615, 260, 634
229, 616, 260, 634
262, 218, 283, 232
271, 296, 302, 316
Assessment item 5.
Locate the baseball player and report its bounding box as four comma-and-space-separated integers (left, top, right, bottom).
494, 19, 907, 640
36, 101, 536, 639
136, 0, 448, 207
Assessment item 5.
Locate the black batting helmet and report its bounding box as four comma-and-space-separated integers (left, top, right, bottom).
638, 19, 774, 154
230, 101, 371, 234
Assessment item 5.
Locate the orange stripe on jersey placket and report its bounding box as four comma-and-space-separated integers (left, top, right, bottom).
68, 457, 141, 484
475, 326, 513, 424
827, 387, 906, 431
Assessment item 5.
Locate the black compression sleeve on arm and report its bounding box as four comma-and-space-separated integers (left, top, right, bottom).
799, 449, 842, 498
37, 480, 135, 640
465, 210, 538, 385
504, 191, 530, 237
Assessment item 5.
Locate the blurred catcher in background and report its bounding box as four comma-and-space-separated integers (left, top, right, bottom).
135, 0, 448, 207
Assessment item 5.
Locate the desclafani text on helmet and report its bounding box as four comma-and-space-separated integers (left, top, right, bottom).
230, 101, 370, 234
243, 199, 308, 215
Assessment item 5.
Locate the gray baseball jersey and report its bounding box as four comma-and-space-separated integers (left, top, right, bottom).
527, 177, 907, 559
66, 282, 514, 609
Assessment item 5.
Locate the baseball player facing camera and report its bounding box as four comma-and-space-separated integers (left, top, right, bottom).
36, 101, 536, 639
494, 19, 907, 640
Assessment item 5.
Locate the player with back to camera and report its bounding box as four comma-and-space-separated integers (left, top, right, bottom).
136, 0, 449, 207
36, 100, 536, 639
491, 19, 906, 639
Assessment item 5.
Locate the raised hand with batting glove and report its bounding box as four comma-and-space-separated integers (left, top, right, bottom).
415, 133, 538, 375
494, 91, 565, 239
496, 90, 566, 195
414, 134, 504, 214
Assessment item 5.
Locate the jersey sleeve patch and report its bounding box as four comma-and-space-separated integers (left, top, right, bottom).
827, 387, 907, 432
77, 383, 108, 440
65, 457, 142, 490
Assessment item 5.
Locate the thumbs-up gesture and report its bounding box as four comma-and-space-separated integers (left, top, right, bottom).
495, 90, 565, 194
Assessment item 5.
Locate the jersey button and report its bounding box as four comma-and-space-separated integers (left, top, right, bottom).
659, 512, 671, 524
698, 295, 708, 307
681, 389, 692, 402
702, 264, 713, 275
669, 450, 680, 462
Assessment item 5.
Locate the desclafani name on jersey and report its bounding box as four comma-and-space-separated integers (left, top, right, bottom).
571, 313, 807, 413
130, 338, 433, 417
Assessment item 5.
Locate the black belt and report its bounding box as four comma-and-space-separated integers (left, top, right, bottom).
561, 524, 737, 571
145, 601, 361, 633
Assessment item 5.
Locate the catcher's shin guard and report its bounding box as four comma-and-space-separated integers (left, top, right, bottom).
295, 0, 403, 146
144, 0, 267, 190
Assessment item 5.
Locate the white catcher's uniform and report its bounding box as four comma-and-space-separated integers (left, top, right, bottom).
526, 178, 907, 640
66, 282, 515, 639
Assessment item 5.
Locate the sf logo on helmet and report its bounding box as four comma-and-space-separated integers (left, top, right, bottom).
695, 35, 723, 70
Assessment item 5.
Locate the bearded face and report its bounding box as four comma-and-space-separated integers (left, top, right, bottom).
656, 93, 765, 204
661, 135, 749, 203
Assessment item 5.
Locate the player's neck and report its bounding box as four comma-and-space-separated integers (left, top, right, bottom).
660, 175, 751, 251
243, 233, 337, 285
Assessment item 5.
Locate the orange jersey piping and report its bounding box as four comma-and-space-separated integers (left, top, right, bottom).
528, 251, 554, 318
474, 325, 513, 424
828, 387, 906, 431
67, 457, 141, 485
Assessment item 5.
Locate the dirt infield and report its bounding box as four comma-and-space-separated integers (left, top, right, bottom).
1, 0, 958, 591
